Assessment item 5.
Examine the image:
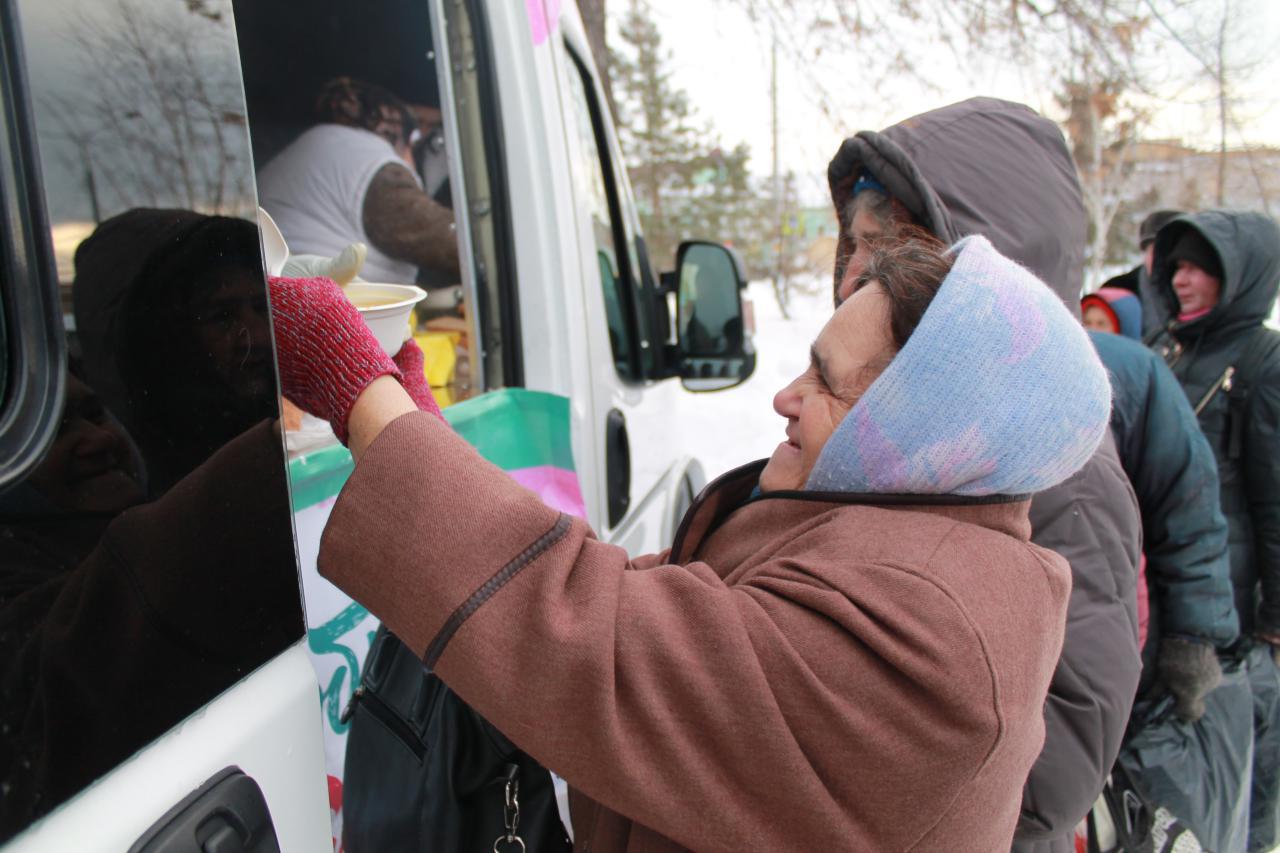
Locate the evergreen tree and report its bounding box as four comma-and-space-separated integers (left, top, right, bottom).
611, 2, 788, 287
610, 0, 705, 269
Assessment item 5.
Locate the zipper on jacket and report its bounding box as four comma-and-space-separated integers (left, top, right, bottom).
1158, 336, 1184, 369
1194, 365, 1235, 416
340, 685, 426, 760
424, 514, 572, 668
339, 686, 364, 725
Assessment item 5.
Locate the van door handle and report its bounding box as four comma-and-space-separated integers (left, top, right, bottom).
606, 408, 631, 527
128, 766, 281, 853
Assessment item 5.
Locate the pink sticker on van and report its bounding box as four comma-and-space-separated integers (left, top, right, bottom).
526, 0, 562, 45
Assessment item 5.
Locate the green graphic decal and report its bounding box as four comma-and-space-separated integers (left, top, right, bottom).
308, 601, 371, 734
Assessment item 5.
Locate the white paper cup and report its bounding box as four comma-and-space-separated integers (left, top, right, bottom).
343, 282, 427, 356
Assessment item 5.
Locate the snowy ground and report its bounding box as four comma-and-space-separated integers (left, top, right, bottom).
664, 278, 831, 483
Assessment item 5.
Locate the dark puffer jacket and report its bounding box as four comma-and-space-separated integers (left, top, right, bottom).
828, 97, 1143, 853
1149, 211, 1280, 637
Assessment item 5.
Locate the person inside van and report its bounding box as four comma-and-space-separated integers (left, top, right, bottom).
268, 232, 1111, 851
257, 76, 460, 287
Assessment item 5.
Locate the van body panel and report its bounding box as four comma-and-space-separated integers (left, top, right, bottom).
466, 0, 609, 534
7, 645, 330, 851
548, 8, 693, 550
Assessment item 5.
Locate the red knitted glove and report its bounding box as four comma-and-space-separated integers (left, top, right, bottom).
268, 275, 399, 444
391, 339, 445, 422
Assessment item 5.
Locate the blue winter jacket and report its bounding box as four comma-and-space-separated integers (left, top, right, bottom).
1091, 329, 1239, 652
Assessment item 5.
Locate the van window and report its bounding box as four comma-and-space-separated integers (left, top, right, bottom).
564, 53, 632, 376
0, 0, 303, 841
563, 49, 649, 382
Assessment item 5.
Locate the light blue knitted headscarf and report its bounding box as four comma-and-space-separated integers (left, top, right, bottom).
806, 235, 1110, 496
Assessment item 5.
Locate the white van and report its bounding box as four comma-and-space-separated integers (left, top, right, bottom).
0, 0, 752, 848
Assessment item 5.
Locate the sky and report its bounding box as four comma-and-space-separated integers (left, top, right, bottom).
641, 0, 1280, 206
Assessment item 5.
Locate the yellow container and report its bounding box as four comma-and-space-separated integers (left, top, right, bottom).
413, 331, 459, 389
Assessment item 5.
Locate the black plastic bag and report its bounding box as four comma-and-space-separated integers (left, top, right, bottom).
1120, 659, 1254, 853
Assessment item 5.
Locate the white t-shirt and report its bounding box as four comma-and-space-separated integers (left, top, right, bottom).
258, 124, 420, 285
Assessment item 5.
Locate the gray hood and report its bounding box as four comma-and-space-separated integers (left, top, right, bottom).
827, 97, 1087, 317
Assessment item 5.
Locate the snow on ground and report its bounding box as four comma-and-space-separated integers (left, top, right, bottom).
665, 278, 832, 483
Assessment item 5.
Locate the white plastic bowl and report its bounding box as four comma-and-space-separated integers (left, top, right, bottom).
343, 282, 427, 356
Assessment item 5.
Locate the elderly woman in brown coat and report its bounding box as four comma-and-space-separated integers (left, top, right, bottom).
268, 234, 1111, 851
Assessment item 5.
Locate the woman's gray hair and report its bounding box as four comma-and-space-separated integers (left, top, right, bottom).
844, 187, 899, 236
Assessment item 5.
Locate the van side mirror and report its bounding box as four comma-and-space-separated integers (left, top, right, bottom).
673, 241, 755, 392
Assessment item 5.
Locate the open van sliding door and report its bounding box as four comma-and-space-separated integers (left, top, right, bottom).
0, 0, 329, 848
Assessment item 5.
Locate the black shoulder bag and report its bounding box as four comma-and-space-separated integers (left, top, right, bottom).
340, 624, 572, 853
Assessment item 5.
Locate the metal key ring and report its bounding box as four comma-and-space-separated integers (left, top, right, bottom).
493, 835, 526, 853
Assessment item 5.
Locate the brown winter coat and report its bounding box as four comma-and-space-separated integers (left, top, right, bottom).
319, 411, 1073, 852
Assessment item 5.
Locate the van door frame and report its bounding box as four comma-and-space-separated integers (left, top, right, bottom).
0, 0, 66, 490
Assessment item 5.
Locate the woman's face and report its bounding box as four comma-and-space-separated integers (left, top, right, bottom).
836, 208, 885, 305
1172, 260, 1222, 316
760, 281, 896, 492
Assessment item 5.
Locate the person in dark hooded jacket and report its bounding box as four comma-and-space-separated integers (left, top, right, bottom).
1148, 210, 1280, 851
1103, 209, 1185, 337
826, 97, 1236, 853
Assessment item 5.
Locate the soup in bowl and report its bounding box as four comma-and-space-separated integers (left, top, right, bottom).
343, 282, 428, 355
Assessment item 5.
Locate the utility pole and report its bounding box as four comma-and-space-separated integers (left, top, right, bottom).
770, 30, 789, 318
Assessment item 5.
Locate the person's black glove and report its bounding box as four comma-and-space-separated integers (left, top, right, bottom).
1157, 636, 1222, 723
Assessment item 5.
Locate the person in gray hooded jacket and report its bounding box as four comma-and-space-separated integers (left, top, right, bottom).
825, 97, 1234, 853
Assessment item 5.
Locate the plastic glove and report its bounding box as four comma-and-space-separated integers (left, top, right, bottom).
282, 243, 368, 286
268, 275, 398, 444
391, 338, 444, 422
1156, 636, 1223, 723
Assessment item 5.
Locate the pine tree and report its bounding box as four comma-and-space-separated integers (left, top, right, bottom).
610, 0, 713, 269
611, 2, 789, 283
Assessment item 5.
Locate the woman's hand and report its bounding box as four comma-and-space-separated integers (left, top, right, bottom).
268, 275, 399, 444
391, 339, 444, 421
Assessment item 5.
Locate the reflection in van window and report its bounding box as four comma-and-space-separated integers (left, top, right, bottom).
1, 0, 303, 841
564, 50, 636, 379
679, 246, 742, 356
0, 298, 6, 406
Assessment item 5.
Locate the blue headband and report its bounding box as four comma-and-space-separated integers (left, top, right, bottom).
852, 169, 887, 199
